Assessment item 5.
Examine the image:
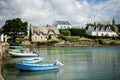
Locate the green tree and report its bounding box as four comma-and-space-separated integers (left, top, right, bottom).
112, 18, 115, 25
69, 28, 86, 37
2, 18, 28, 43
97, 23, 103, 27
59, 29, 71, 36
86, 23, 94, 29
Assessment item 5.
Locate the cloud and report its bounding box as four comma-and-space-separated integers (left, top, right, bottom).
0, 0, 120, 27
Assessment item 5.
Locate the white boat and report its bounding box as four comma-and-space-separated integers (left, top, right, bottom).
21, 57, 44, 63
8, 51, 38, 57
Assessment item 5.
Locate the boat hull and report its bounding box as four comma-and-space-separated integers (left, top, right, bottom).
16, 63, 59, 71
8, 51, 38, 57
22, 57, 44, 63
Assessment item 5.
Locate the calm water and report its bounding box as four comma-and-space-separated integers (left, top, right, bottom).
3, 46, 120, 80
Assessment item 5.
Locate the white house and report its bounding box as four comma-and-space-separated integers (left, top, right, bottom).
30, 25, 60, 41
86, 26, 118, 37
53, 21, 72, 29
0, 28, 7, 42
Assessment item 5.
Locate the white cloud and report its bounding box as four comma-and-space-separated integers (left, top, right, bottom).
0, 0, 120, 27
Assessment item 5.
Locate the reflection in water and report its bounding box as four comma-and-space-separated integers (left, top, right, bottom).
3, 46, 120, 80
17, 69, 59, 76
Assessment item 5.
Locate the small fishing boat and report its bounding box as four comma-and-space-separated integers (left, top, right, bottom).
9, 46, 22, 49
8, 46, 22, 52
16, 60, 63, 71
8, 51, 38, 57
21, 57, 44, 63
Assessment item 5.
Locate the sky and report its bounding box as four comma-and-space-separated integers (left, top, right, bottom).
0, 0, 120, 27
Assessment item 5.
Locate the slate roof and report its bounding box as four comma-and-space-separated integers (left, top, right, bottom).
53, 21, 71, 26
88, 26, 113, 32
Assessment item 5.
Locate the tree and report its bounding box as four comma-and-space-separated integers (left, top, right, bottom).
86, 23, 94, 29
97, 23, 103, 27
112, 18, 115, 25
69, 28, 86, 37
2, 18, 28, 43
59, 29, 71, 36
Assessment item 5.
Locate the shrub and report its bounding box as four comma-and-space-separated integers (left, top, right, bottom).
63, 36, 80, 42
69, 28, 86, 37
59, 29, 71, 36
48, 38, 60, 43
15, 38, 24, 44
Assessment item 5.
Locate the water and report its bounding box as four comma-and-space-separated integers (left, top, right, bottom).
3, 46, 120, 80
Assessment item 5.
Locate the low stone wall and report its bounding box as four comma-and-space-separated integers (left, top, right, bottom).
0, 43, 4, 80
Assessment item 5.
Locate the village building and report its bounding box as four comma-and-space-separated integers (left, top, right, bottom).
53, 20, 72, 29
86, 26, 118, 37
29, 24, 60, 41
0, 28, 7, 42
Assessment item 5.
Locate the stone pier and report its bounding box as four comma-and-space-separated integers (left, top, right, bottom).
0, 43, 4, 80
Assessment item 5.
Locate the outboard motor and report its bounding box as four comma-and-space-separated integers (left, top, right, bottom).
54, 60, 64, 66
33, 51, 37, 54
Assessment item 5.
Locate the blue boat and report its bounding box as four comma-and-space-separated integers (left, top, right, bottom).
22, 57, 44, 64
16, 60, 63, 71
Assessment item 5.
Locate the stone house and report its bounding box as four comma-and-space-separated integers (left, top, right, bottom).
29, 25, 60, 41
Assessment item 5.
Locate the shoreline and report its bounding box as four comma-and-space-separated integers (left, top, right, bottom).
21, 41, 120, 48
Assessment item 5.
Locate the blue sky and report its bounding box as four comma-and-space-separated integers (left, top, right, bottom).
0, 0, 120, 27
76, 0, 107, 4
86, 0, 108, 4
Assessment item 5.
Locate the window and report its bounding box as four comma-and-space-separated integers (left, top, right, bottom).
67, 26, 69, 28
60, 26, 62, 29
64, 26, 66, 29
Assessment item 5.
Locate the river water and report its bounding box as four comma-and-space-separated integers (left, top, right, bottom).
3, 46, 120, 80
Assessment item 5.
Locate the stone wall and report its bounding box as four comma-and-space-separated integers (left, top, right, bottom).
0, 43, 4, 80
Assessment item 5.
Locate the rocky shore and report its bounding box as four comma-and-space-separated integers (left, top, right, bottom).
21, 40, 120, 48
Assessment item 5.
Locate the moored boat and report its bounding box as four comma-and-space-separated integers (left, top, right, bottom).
21, 57, 44, 63
16, 60, 63, 71
8, 51, 38, 57
8, 46, 22, 52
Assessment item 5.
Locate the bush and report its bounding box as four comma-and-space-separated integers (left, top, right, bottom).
31, 40, 47, 45
48, 38, 60, 43
63, 36, 80, 42
69, 28, 86, 37
15, 38, 24, 44
59, 29, 71, 36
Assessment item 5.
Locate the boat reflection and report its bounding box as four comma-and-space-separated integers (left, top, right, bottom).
17, 69, 59, 77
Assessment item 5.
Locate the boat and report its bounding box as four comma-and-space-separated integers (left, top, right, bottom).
8, 46, 22, 52
8, 51, 38, 57
16, 60, 63, 71
9, 46, 22, 49
21, 57, 44, 63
